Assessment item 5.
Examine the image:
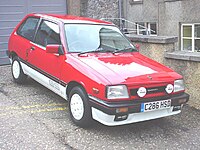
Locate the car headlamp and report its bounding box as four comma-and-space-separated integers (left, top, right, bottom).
107, 85, 129, 99
174, 79, 185, 93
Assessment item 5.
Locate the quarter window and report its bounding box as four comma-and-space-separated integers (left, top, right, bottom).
17, 17, 39, 41
35, 20, 61, 47
181, 24, 200, 52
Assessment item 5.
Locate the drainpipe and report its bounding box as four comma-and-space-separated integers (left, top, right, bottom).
118, 0, 122, 29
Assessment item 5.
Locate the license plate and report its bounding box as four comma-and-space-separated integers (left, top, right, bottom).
141, 99, 171, 112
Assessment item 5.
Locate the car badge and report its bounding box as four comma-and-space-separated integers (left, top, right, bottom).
147, 75, 153, 80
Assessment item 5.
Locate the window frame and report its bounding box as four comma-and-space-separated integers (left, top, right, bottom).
181, 23, 200, 52
148, 22, 157, 36
34, 19, 61, 48
136, 22, 157, 36
136, 22, 146, 35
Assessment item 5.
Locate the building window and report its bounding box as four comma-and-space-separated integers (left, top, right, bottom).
148, 23, 157, 35
136, 22, 157, 36
136, 23, 145, 35
181, 24, 200, 52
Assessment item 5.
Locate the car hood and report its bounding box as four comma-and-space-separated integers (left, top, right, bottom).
72, 52, 181, 85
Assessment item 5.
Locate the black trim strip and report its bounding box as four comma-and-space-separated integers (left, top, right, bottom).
130, 86, 167, 96
19, 58, 67, 87
89, 93, 189, 115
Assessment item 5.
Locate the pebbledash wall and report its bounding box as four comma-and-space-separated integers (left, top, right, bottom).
81, 0, 119, 19
68, 0, 200, 109
67, 0, 119, 19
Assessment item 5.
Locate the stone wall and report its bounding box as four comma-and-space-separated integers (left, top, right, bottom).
129, 35, 200, 109
81, 0, 119, 19
67, 0, 81, 16
159, 0, 200, 36
124, 0, 158, 23
165, 58, 200, 109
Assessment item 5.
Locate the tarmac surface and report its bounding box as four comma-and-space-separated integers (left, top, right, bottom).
0, 65, 200, 150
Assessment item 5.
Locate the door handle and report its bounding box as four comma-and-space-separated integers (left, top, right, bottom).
31, 46, 35, 50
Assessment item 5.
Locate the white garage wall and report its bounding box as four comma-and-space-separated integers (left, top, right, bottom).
0, 0, 67, 65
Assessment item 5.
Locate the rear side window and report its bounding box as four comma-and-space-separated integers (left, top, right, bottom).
17, 17, 39, 41
35, 20, 61, 47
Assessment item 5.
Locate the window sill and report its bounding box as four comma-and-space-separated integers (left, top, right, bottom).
129, 1, 143, 5
164, 0, 183, 2
127, 35, 178, 44
164, 51, 200, 62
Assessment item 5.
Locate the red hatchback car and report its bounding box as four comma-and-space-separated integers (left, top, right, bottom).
8, 14, 189, 127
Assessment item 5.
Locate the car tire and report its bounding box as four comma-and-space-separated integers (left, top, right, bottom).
11, 56, 27, 84
69, 86, 92, 128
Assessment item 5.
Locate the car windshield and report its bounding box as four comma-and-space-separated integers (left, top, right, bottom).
64, 24, 137, 53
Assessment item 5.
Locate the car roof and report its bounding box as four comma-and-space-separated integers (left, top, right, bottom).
29, 13, 114, 25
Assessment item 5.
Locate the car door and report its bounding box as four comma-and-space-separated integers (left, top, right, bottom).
27, 19, 65, 94
14, 17, 40, 61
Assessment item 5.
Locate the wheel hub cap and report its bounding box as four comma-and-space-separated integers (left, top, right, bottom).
12, 60, 20, 79
70, 94, 84, 120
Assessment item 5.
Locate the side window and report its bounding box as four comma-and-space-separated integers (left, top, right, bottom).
35, 20, 61, 47
17, 17, 39, 41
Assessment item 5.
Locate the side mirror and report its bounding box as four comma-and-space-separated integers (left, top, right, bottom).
46, 44, 59, 54
135, 44, 140, 50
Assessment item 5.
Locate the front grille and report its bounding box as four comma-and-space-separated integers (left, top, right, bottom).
130, 86, 166, 96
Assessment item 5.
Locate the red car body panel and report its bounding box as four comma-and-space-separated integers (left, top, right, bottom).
63, 52, 183, 101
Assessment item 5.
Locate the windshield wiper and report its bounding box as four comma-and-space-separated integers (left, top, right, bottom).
78, 47, 136, 56
78, 49, 113, 56
113, 47, 135, 54
78, 50, 100, 56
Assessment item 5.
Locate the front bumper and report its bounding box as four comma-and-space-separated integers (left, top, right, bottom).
89, 93, 189, 126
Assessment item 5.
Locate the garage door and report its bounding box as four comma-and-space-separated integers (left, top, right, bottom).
0, 0, 67, 65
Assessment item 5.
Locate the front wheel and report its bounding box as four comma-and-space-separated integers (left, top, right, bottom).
11, 56, 27, 84
69, 86, 92, 128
